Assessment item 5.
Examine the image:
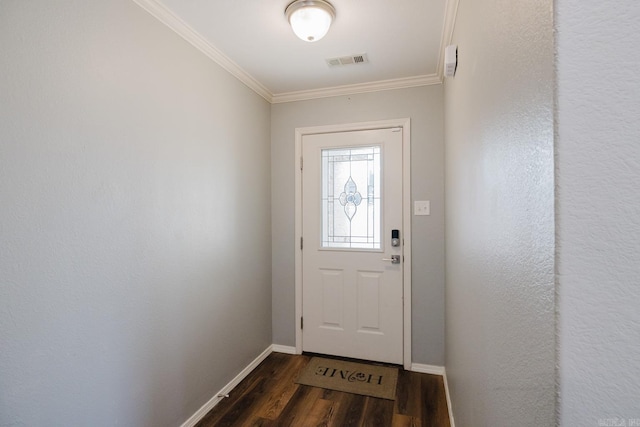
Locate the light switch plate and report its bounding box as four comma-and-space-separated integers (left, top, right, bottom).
414, 200, 430, 216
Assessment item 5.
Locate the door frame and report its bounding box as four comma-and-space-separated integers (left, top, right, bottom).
294, 118, 412, 369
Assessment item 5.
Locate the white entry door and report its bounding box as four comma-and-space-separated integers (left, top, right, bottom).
301, 127, 403, 364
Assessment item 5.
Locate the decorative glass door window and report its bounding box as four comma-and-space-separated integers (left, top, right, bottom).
321, 146, 381, 249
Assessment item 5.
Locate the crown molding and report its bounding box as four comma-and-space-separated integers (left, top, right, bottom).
437, 0, 461, 81
132, 0, 459, 104
271, 74, 442, 104
132, 0, 273, 102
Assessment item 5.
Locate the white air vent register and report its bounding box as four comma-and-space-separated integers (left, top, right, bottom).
326, 54, 369, 67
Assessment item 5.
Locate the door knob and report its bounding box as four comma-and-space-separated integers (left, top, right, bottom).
382, 255, 400, 264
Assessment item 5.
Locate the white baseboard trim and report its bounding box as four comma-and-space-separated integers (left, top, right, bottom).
410, 364, 455, 426
180, 345, 273, 427
271, 344, 297, 354
410, 363, 445, 376
443, 370, 455, 427
180, 346, 454, 427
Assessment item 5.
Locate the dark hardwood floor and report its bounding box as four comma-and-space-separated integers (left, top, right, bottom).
195, 352, 450, 427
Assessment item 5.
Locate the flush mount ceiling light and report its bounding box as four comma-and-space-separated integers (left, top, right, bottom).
285, 0, 336, 42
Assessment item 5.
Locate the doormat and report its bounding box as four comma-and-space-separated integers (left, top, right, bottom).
295, 357, 398, 400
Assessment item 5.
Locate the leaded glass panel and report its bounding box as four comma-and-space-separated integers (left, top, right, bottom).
321, 146, 381, 249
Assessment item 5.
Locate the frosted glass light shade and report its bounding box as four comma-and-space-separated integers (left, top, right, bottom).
285, 0, 335, 42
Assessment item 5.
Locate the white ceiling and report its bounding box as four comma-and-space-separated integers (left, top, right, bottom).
134, 0, 456, 102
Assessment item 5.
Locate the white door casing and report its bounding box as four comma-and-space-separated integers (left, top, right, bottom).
294, 119, 412, 369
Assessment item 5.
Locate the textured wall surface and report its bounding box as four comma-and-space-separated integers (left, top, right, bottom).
271, 86, 446, 365
444, 0, 555, 424
556, 0, 640, 424
0, 1, 271, 425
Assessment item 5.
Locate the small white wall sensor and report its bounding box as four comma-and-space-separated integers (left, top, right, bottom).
444, 45, 457, 77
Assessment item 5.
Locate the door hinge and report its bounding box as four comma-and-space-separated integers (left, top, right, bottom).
300, 156, 303, 170
301, 317, 304, 329
300, 237, 303, 250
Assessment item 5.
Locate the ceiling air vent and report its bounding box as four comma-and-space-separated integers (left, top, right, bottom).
326, 54, 369, 68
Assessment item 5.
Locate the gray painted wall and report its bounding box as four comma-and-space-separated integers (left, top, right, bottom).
271, 86, 445, 365
556, 0, 640, 424
0, 1, 271, 425
444, 0, 555, 424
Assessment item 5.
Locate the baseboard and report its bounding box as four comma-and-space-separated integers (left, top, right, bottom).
411, 364, 454, 426
443, 369, 455, 427
179, 346, 453, 427
180, 345, 273, 427
410, 363, 445, 376
271, 344, 297, 354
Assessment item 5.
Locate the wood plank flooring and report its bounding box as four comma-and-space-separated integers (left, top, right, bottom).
196, 353, 450, 427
